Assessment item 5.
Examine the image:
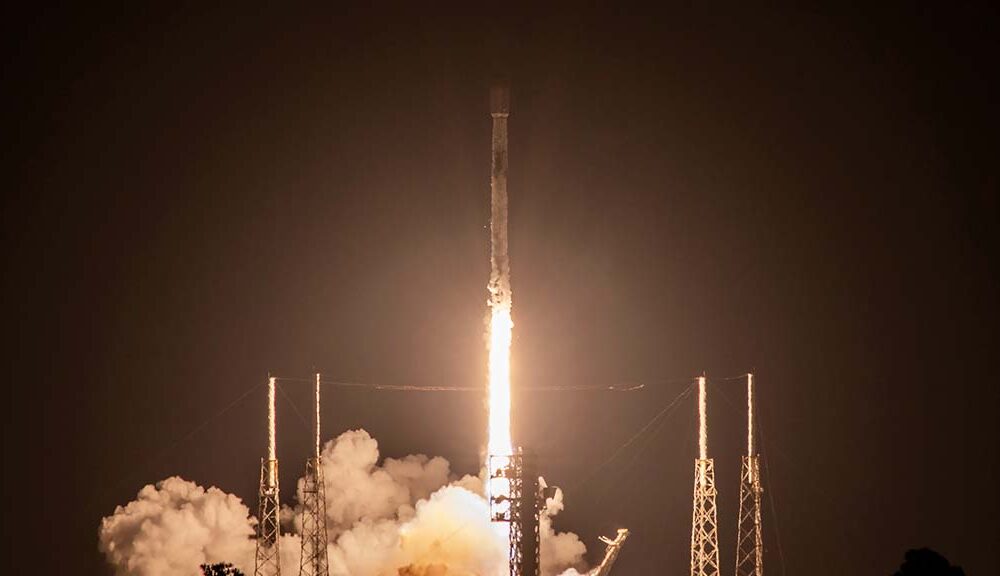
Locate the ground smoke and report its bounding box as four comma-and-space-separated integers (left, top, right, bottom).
100, 429, 587, 576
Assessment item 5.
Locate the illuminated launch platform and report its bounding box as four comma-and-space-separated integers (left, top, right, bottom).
489, 450, 541, 576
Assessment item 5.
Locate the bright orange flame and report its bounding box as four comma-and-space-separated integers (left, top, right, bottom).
488, 304, 513, 456
487, 303, 513, 541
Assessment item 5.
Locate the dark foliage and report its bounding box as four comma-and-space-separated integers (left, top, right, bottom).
200, 562, 245, 576
893, 548, 964, 576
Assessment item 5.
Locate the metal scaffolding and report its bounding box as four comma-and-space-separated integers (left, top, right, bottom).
255, 377, 281, 576
735, 456, 763, 576
590, 529, 630, 576
691, 458, 721, 576
489, 449, 540, 576
735, 374, 763, 576
690, 376, 720, 576
299, 373, 330, 576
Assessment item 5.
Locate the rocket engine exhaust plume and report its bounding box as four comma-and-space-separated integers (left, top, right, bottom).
488, 307, 513, 457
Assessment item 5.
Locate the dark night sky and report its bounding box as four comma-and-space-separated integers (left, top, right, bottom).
6, 4, 999, 575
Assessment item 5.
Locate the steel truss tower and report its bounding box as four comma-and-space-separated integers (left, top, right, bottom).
489, 449, 540, 576
255, 377, 281, 576
690, 376, 720, 576
735, 374, 763, 576
299, 373, 330, 576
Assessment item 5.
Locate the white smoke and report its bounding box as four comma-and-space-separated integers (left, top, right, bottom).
540, 488, 587, 576
300, 429, 453, 532
98, 477, 256, 575
100, 429, 588, 576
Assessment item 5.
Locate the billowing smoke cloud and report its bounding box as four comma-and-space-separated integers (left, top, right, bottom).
98, 477, 256, 575
100, 430, 587, 576
292, 429, 454, 533
540, 489, 587, 576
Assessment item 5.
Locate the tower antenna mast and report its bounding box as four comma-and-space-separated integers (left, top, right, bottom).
255, 376, 282, 576
735, 373, 764, 576
690, 375, 721, 576
299, 372, 330, 576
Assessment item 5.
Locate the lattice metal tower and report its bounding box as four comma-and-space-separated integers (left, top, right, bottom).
255, 376, 281, 576
489, 449, 540, 576
690, 375, 720, 576
299, 373, 330, 576
735, 374, 763, 576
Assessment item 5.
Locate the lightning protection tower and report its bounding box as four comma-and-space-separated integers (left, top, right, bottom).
299, 373, 330, 576
255, 376, 281, 576
735, 374, 763, 576
690, 375, 720, 576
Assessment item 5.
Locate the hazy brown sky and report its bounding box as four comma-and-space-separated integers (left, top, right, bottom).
7, 4, 998, 574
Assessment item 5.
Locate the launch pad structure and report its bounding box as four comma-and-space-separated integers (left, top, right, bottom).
690, 376, 721, 576
690, 373, 766, 576
299, 373, 330, 576
489, 451, 541, 576
589, 529, 630, 576
255, 377, 282, 576
734, 374, 763, 576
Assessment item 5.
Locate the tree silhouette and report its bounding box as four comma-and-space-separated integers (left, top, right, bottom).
893, 548, 964, 576
200, 562, 245, 576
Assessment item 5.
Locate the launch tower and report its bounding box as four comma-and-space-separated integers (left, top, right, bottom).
255, 376, 282, 576
299, 373, 330, 576
734, 374, 763, 576
690, 376, 720, 576
490, 451, 541, 576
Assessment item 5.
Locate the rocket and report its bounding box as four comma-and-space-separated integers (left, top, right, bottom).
489, 84, 511, 308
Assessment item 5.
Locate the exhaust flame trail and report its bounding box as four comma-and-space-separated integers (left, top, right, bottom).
698, 375, 707, 461
488, 305, 513, 456
487, 304, 513, 539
